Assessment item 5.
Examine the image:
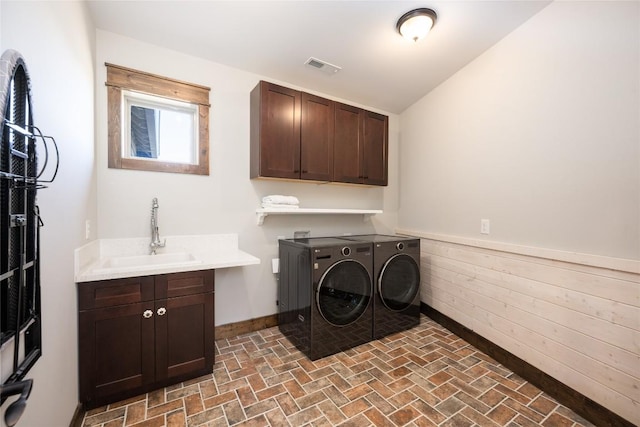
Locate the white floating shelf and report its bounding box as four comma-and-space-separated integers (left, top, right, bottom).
256, 207, 382, 225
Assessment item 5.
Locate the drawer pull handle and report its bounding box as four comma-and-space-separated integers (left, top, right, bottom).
143, 309, 153, 319
157, 307, 167, 316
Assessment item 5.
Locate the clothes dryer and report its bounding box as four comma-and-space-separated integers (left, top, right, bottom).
345, 235, 421, 339
278, 237, 373, 360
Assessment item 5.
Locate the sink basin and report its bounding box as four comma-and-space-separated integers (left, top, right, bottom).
92, 252, 202, 274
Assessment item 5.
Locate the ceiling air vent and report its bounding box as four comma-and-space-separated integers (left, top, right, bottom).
304, 57, 341, 76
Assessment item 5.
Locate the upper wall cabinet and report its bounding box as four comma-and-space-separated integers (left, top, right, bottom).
250, 82, 301, 179
250, 81, 388, 186
333, 104, 388, 186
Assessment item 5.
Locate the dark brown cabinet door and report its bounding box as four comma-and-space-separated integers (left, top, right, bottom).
250, 81, 301, 179
78, 302, 155, 406
301, 93, 334, 181
362, 111, 388, 186
333, 104, 388, 186
333, 102, 363, 184
155, 292, 214, 383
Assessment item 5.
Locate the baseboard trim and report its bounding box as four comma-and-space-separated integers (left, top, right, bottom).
68, 402, 84, 427
420, 303, 633, 427
215, 314, 278, 340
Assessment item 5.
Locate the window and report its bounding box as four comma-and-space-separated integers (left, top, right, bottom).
105, 63, 210, 175
124, 91, 198, 163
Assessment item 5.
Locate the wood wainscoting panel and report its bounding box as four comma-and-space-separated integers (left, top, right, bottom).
400, 231, 639, 426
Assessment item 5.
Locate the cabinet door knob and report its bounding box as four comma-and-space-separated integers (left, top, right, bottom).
157, 307, 167, 316
143, 309, 153, 319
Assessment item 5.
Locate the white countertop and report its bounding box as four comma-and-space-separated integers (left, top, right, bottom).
75, 234, 260, 283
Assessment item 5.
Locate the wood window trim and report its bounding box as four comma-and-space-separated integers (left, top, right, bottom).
105, 63, 210, 175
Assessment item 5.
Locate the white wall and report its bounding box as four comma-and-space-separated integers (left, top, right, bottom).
95, 30, 400, 326
399, 0, 639, 261
0, 1, 97, 426
399, 1, 639, 423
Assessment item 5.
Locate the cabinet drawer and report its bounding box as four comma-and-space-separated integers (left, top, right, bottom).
155, 270, 214, 299
78, 276, 154, 310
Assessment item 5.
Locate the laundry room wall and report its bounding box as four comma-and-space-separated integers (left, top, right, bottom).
0, 1, 97, 425
399, 1, 639, 260
397, 1, 639, 424
94, 30, 400, 327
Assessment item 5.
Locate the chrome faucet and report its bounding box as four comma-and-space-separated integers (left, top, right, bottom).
149, 197, 166, 254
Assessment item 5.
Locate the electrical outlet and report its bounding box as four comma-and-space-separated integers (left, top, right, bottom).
293, 230, 311, 239
294, 230, 310, 239
85, 220, 91, 240
480, 219, 490, 235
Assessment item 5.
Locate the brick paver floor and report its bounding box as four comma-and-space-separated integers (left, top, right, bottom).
81, 315, 594, 427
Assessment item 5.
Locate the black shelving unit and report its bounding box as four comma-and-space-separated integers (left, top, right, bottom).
1, 54, 41, 395
0, 50, 58, 424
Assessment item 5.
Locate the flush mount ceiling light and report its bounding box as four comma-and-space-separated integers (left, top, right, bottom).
396, 8, 437, 42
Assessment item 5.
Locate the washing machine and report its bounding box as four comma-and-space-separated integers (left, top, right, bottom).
345, 235, 421, 339
278, 237, 373, 360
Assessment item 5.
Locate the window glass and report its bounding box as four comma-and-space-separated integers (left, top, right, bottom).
123, 91, 198, 164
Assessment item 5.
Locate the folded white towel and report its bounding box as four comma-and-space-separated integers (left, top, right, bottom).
262, 195, 299, 206
262, 203, 299, 209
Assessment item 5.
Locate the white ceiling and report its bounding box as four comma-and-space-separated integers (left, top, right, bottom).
87, 0, 552, 114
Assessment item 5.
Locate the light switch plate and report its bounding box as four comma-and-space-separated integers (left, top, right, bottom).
480, 219, 490, 235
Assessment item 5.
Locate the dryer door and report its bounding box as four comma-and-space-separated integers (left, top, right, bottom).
316, 259, 371, 326
378, 254, 420, 311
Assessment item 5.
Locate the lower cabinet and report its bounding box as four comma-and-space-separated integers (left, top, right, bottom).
78, 270, 214, 408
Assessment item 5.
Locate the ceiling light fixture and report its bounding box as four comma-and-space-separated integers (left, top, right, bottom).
396, 8, 437, 42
